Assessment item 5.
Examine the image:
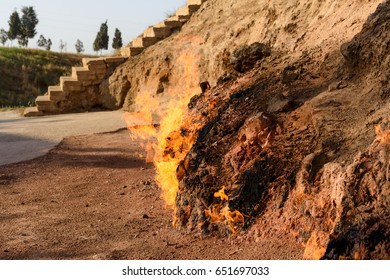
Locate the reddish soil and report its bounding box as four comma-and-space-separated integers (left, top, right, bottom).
0, 130, 303, 260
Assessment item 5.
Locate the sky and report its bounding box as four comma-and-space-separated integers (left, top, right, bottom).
0, 0, 186, 54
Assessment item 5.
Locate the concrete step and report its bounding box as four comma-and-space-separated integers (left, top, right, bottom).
82, 57, 106, 68
24, 107, 43, 117
187, 0, 207, 5
176, 5, 201, 17
132, 36, 159, 48
188, 4, 202, 13
130, 47, 145, 56
104, 56, 127, 65
72, 66, 92, 81
121, 47, 145, 57
120, 47, 131, 57
176, 6, 191, 21
144, 25, 172, 39
60, 76, 83, 91
36, 95, 58, 112
48, 86, 64, 101
36, 95, 52, 104
164, 16, 183, 28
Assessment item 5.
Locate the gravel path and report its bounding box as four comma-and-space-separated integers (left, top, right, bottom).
0, 110, 127, 166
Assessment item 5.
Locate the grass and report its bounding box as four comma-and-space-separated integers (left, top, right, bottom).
0, 47, 91, 107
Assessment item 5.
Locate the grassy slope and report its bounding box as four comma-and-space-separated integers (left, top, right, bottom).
0, 47, 86, 107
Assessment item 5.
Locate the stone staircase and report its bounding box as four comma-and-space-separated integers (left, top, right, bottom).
24, 0, 207, 117
120, 0, 207, 57
24, 57, 126, 117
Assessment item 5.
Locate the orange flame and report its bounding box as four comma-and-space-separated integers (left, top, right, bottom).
214, 186, 229, 201
205, 186, 245, 234
375, 123, 390, 145
123, 47, 202, 209
303, 232, 326, 260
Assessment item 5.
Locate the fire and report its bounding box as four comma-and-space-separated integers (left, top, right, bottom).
123, 48, 202, 209
303, 231, 326, 260
214, 186, 229, 201
124, 38, 242, 234
375, 121, 390, 145
205, 186, 245, 234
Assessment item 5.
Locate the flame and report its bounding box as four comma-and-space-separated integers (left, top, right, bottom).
205, 186, 245, 234
214, 186, 229, 201
375, 124, 390, 145
124, 38, 241, 235
303, 232, 326, 260
123, 47, 202, 209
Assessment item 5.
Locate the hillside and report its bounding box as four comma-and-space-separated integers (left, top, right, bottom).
109, 0, 382, 109
0, 48, 85, 107
116, 0, 389, 259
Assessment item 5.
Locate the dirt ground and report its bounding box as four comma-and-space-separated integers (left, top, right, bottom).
0, 129, 303, 260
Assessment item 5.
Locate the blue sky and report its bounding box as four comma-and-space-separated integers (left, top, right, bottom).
0, 0, 186, 54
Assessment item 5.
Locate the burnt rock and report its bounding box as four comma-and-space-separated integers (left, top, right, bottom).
281, 66, 300, 84
199, 81, 211, 93
171, 0, 390, 259
229, 43, 271, 73
217, 72, 238, 85
174, 82, 309, 234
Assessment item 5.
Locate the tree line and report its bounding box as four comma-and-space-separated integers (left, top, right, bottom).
0, 7, 124, 54
0, 7, 38, 48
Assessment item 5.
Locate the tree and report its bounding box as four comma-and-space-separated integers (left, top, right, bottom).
75, 39, 84, 54
0, 29, 8, 46
8, 11, 21, 46
112, 28, 123, 49
59, 40, 65, 52
37, 35, 51, 50
37, 34, 47, 48
93, 35, 101, 53
100, 21, 109, 51
19, 6, 39, 47
46, 38, 52, 51
93, 20, 109, 54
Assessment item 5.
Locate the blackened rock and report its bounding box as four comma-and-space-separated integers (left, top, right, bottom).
217, 72, 238, 85
281, 66, 300, 84
230, 43, 271, 73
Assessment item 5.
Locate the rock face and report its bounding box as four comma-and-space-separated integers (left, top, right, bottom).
110, 0, 382, 112
229, 43, 271, 73
166, 1, 390, 259
340, 0, 390, 93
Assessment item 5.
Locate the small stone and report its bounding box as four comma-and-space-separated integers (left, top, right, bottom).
142, 214, 149, 219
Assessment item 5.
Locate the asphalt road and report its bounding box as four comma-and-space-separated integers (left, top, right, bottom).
0, 110, 127, 166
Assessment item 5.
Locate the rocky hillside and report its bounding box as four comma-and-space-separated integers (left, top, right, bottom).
118, 0, 389, 259
109, 0, 381, 109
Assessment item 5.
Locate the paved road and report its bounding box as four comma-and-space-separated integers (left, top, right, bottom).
0, 110, 127, 166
